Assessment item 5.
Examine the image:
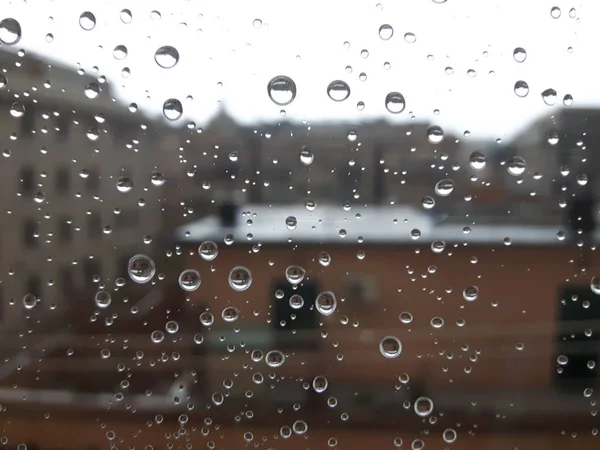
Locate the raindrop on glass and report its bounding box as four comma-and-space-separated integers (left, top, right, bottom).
178, 269, 201, 291
229, 266, 252, 291
379, 24, 393, 40
113, 45, 128, 60
514, 80, 529, 98
513, 47, 527, 63
414, 396, 434, 416
221, 306, 239, 322
94, 291, 111, 308
541, 88, 557, 106
84, 82, 100, 99
316, 291, 337, 316
199, 241, 218, 261
165, 320, 179, 334
435, 178, 454, 196
116, 176, 133, 193
154, 46, 179, 68
265, 350, 285, 368
463, 286, 479, 302
507, 156, 526, 176
128, 254, 156, 284
267, 75, 297, 106
120, 9, 132, 23
0, 18, 21, 45
285, 265, 305, 285
550, 6, 561, 18
380, 336, 402, 358
385, 92, 406, 114
469, 151, 486, 170
79, 12, 96, 31
163, 98, 183, 121
427, 125, 444, 144
299, 147, 314, 165
313, 375, 328, 393
285, 216, 298, 230
404, 32, 416, 43
23, 293, 37, 310
327, 80, 351, 102
442, 428, 457, 444
9, 102, 25, 118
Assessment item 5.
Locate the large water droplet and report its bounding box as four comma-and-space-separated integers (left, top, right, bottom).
442, 428, 457, 444
163, 98, 183, 121
221, 306, 239, 322
267, 75, 297, 106
116, 176, 133, 193
165, 320, 179, 334
293, 420, 308, 435
469, 151, 486, 170
541, 88, 557, 106
199, 312, 215, 327
379, 336, 402, 358
151, 330, 165, 343
229, 266, 252, 291
313, 375, 328, 393
155, 46, 179, 68
316, 291, 337, 316
150, 171, 166, 186
265, 350, 285, 368
23, 293, 37, 310
385, 92, 406, 114
550, 6, 561, 18
289, 294, 304, 309
327, 80, 351, 102
178, 269, 201, 291
94, 291, 112, 308
85, 82, 100, 99
0, 74, 6, 89
462, 285, 479, 302
299, 147, 314, 165
285, 216, 298, 230
0, 18, 22, 45
128, 254, 156, 284
199, 241, 218, 261
113, 45, 128, 60
10, 102, 25, 118
435, 178, 454, 196
404, 32, 416, 43
414, 396, 434, 416
421, 196, 435, 209
285, 265, 305, 285
318, 252, 331, 266
427, 126, 444, 144
379, 24, 393, 40
513, 47, 527, 63
563, 94, 573, 106
79, 12, 96, 31
514, 80, 529, 97
120, 9, 133, 23
591, 276, 600, 295
507, 156, 526, 176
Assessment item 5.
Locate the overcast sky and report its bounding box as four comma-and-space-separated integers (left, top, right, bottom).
4, 0, 598, 139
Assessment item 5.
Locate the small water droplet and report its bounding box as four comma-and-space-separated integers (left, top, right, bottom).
379, 24, 393, 40
33, 191, 46, 203
550, 6, 561, 19
563, 94, 573, 106
151, 330, 165, 343
327, 80, 351, 102
154, 46, 179, 68
113, 45, 128, 60
318, 251, 331, 266
289, 294, 304, 309
547, 131, 560, 145
463, 286, 479, 302
120, 9, 132, 23
199, 312, 214, 327
150, 171, 165, 186
591, 276, 600, 295
94, 290, 111, 308
469, 151, 486, 170
404, 32, 416, 43
79, 12, 96, 31
285, 216, 298, 230
10, 102, 25, 118
267, 75, 297, 106
116, 176, 133, 193
84, 82, 100, 99
253, 18, 262, 28
0, 74, 6, 89
347, 130, 358, 142
514, 80, 529, 97
299, 147, 314, 165
385, 92, 406, 114
128, 254, 156, 284
229, 266, 252, 291
163, 98, 183, 120
178, 269, 201, 291
23, 293, 37, 310
421, 195, 435, 209
427, 125, 444, 144
577, 174, 588, 186
0, 18, 22, 45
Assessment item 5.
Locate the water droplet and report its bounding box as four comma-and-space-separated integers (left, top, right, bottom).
513, 47, 527, 63
360, 49, 369, 58
380, 336, 402, 358
316, 291, 337, 316
79, 12, 96, 31
253, 18, 262, 28
200, 312, 215, 326
199, 241, 218, 261
577, 174, 588, 186
427, 125, 445, 144
414, 396, 434, 416
151, 330, 165, 343
221, 306, 239, 322
128, 254, 156, 284
265, 350, 285, 368
431, 240, 445, 253
33, 191, 46, 203
95, 291, 111, 308
84, 82, 100, 99
178, 269, 201, 291
327, 80, 351, 102
399, 311, 413, 324
165, 320, 179, 334
550, 6, 561, 19
0, 18, 21, 45
547, 131, 560, 145
563, 94, 573, 106
116, 176, 133, 193
463, 285, 479, 302
514, 80, 529, 98
0, 74, 6, 89
347, 130, 358, 142
113, 45, 128, 60
318, 251, 331, 266
557, 354, 568, 365
507, 156, 526, 176
267, 75, 297, 106
163, 98, 183, 121
591, 277, 600, 295
313, 375, 328, 393
469, 151, 486, 170
229, 266, 252, 291
292, 420, 308, 435
404, 32, 416, 43
421, 195, 435, 209
541, 88, 557, 106
379, 24, 393, 40
299, 147, 314, 165
100, 348, 111, 359
385, 92, 406, 114
23, 293, 37, 309
289, 294, 304, 309
150, 171, 165, 186
435, 178, 454, 196
154, 46, 179, 68
430, 316, 444, 328
442, 428, 457, 444
285, 265, 305, 285
120, 9, 132, 23
10, 102, 25, 118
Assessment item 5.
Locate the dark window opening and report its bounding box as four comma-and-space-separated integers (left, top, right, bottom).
87, 212, 101, 238
21, 103, 35, 137
56, 166, 70, 194
58, 217, 72, 244
272, 279, 318, 350
20, 166, 35, 195
23, 219, 38, 248
82, 259, 101, 283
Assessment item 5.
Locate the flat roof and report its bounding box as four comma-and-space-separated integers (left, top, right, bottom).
174, 204, 592, 246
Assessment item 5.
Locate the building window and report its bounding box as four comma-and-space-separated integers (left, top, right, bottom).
26, 275, 41, 297
272, 280, 318, 350
555, 285, 600, 390
23, 219, 38, 248
56, 166, 70, 194
59, 266, 74, 295
58, 217, 72, 244
21, 103, 35, 137
115, 209, 140, 228
87, 167, 100, 193
20, 166, 34, 195
56, 113, 70, 141
87, 212, 101, 238
82, 259, 101, 283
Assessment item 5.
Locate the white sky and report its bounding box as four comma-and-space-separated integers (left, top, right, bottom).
4, 0, 599, 139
